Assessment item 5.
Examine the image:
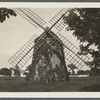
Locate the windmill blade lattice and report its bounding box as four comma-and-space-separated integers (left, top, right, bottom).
49, 32, 90, 70
8, 33, 46, 69
13, 8, 46, 29
49, 8, 67, 31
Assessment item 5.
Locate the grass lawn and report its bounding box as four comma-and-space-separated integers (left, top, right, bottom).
0, 76, 100, 92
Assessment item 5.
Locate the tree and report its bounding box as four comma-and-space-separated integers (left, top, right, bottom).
14, 66, 20, 76
85, 70, 91, 75
68, 64, 77, 75
63, 8, 100, 68
90, 67, 100, 76
0, 8, 16, 23
77, 70, 86, 75
0, 68, 11, 77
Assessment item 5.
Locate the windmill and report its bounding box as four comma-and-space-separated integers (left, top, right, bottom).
8, 8, 90, 82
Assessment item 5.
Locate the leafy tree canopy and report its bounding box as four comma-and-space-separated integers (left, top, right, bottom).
0, 8, 16, 23
68, 64, 77, 69
63, 8, 100, 68
0, 68, 11, 76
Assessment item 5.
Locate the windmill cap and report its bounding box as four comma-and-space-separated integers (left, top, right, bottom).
45, 26, 50, 32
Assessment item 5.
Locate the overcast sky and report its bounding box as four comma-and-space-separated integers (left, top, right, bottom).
0, 8, 91, 70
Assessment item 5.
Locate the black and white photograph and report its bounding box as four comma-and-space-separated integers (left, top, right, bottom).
0, 3, 100, 96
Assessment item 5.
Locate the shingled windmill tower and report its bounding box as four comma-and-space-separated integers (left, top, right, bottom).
8, 8, 90, 82
31, 29, 69, 82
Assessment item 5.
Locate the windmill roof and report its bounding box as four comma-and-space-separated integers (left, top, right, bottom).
35, 31, 63, 44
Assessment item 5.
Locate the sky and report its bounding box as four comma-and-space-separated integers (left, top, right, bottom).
0, 8, 91, 70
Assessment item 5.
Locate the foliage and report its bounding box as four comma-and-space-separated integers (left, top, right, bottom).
26, 65, 32, 74
68, 64, 77, 69
90, 67, 100, 76
14, 66, 20, 76
0, 8, 16, 23
77, 70, 86, 75
68, 64, 77, 75
77, 70, 90, 75
0, 68, 11, 76
63, 8, 100, 68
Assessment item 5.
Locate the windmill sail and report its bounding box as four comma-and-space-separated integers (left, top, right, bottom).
8, 33, 46, 69
49, 8, 68, 31
13, 8, 46, 29
48, 32, 90, 70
